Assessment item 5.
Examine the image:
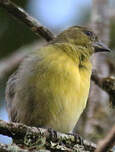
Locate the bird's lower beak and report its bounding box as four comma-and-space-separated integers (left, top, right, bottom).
93, 41, 111, 53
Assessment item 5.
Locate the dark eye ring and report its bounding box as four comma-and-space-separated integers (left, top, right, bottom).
84, 31, 93, 37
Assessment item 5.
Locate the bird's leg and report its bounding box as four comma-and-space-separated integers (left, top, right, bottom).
48, 128, 58, 142
67, 132, 84, 145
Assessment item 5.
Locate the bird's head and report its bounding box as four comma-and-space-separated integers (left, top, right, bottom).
54, 26, 111, 55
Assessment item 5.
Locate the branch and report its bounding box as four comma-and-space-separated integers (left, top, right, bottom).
91, 72, 115, 106
0, 119, 97, 152
0, 0, 54, 42
95, 125, 115, 152
91, 0, 110, 44
0, 41, 46, 80
0, 50, 27, 80
110, 8, 115, 19
0, 143, 47, 152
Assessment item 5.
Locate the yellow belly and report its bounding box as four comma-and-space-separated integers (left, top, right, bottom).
46, 72, 91, 132
34, 57, 92, 133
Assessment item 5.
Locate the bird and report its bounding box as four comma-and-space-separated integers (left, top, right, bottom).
6, 26, 111, 133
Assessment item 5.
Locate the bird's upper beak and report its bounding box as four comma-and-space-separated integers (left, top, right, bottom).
93, 41, 111, 53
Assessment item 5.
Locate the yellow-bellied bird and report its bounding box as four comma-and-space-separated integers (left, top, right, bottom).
6, 26, 111, 133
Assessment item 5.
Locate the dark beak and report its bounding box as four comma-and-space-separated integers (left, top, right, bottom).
93, 41, 111, 53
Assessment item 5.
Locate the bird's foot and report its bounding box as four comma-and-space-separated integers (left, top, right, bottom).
48, 128, 57, 142
67, 132, 84, 145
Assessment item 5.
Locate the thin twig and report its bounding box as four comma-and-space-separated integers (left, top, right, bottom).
0, 41, 46, 80
91, 72, 115, 106
0, 50, 27, 80
0, 0, 54, 41
95, 125, 115, 152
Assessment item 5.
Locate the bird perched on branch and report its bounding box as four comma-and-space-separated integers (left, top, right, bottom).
6, 26, 111, 133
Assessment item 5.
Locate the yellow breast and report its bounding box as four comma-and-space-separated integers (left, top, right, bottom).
34, 48, 92, 132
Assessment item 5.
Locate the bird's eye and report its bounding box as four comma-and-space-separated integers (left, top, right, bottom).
84, 31, 93, 37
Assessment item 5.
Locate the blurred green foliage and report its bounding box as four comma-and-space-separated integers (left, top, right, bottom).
0, 0, 38, 58
110, 20, 115, 49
